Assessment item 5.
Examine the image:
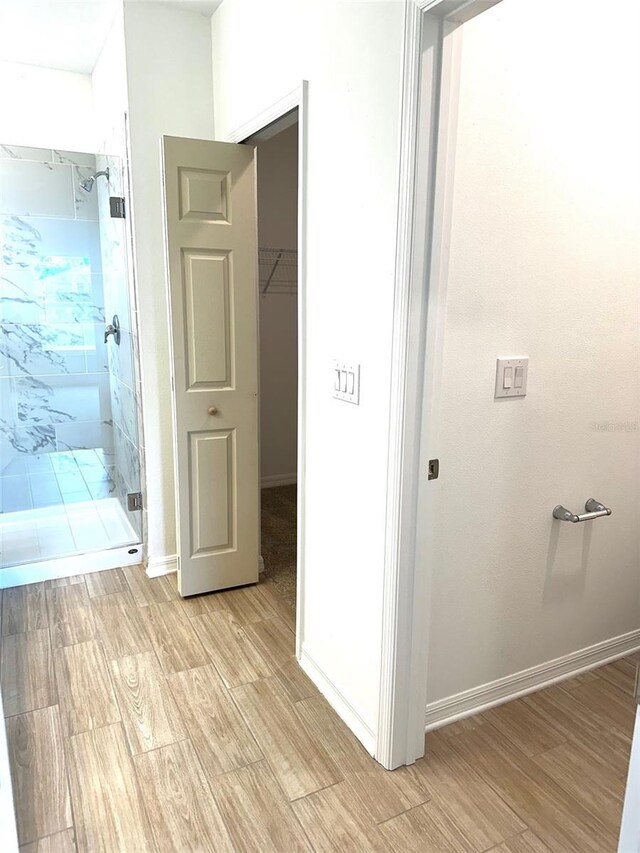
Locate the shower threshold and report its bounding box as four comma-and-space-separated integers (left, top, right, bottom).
0, 497, 143, 589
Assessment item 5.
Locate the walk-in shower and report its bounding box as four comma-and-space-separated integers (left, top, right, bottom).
0, 144, 144, 584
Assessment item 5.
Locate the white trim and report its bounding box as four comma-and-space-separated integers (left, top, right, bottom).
261, 473, 297, 489
379, 0, 500, 768
299, 646, 376, 757
425, 630, 640, 731
225, 87, 301, 145
415, 0, 501, 21
224, 81, 308, 662
146, 554, 178, 578
294, 82, 309, 660
377, 0, 424, 771
0, 545, 145, 589
258, 555, 265, 574
619, 705, 640, 852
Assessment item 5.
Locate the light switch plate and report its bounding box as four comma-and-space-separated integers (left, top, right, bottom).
495, 357, 528, 398
333, 361, 360, 404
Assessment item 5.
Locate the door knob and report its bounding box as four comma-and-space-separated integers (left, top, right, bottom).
208, 406, 218, 416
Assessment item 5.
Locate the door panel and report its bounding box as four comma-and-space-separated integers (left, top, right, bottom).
189, 430, 235, 555
183, 250, 233, 388
162, 136, 258, 596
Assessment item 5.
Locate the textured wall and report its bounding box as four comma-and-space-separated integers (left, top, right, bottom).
212, 0, 405, 740
421, 0, 640, 705
0, 62, 96, 153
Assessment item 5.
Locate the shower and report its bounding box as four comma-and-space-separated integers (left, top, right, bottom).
79, 166, 110, 193
0, 144, 143, 581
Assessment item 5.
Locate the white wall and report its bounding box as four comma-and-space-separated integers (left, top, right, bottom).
0, 61, 96, 152
422, 0, 640, 707
92, 5, 128, 156
212, 0, 405, 741
256, 123, 298, 484
123, 1, 215, 568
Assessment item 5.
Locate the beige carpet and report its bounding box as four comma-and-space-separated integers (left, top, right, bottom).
261, 484, 297, 608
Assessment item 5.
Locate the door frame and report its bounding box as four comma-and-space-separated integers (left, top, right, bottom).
224, 82, 308, 658
378, 0, 502, 768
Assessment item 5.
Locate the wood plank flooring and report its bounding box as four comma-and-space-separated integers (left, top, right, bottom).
0, 567, 635, 851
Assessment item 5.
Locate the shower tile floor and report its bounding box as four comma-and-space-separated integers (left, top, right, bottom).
0, 450, 139, 567
0, 449, 116, 512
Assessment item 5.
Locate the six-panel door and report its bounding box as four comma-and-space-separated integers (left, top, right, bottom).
162, 136, 259, 596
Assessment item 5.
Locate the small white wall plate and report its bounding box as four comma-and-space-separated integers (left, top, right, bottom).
495, 357, 528, 399
333, 360, 361, 404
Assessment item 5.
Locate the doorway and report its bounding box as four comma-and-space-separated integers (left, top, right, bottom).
245, 112, 299, 615
0, 143, 144, 587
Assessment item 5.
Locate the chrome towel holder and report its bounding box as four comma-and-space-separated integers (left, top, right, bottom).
553, 498, 612, 523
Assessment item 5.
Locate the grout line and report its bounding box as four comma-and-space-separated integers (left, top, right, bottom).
287, 777, 347, 805
2, 699, 59, 721
128, 735, 191, 761
375, 797, 434, 828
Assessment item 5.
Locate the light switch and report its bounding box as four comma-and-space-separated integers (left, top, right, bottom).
333, 361, 361, 404
495, 357, 528, 398
514, 365, 524, 389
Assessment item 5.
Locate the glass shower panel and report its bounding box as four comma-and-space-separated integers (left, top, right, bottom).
0, 144, 142, 570
95, 152, 143, 542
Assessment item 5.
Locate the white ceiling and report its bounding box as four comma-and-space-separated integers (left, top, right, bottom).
0, 0, 223, 75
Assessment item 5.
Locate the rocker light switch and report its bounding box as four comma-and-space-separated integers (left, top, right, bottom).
495, 357, 528, 398
333, 360, 360, 404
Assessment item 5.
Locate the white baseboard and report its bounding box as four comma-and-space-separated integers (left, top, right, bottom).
425, 628, 640, 732
0, 545, 145, 590
146, 554, 178, 578
261, 473, 297, 489
258, 555, 265, 574
299, 646, 376, 757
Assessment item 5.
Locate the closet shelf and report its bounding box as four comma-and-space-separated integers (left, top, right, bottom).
259, 247, 297, 295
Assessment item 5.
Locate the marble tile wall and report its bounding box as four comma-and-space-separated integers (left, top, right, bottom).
95, 147, 143, 539
0, 144, 114, 479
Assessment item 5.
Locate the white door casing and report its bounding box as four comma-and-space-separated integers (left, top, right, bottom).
379, 0, 502, 768
162, 136, 259, 596
619, 672, 640, 852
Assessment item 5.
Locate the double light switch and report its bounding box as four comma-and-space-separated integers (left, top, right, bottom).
333, 361, 361, 404
495, 357, 528, 398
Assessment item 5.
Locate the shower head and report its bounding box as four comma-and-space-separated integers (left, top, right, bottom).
79, 167, 110, 193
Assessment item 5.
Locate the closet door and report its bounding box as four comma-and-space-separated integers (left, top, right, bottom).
162, 136, 259, 596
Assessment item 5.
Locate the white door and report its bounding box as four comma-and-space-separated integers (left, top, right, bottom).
619, 667, 640, 852
162, 136, 259, 596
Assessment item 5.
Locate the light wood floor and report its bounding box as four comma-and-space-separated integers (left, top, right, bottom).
0, 567, 634, 852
